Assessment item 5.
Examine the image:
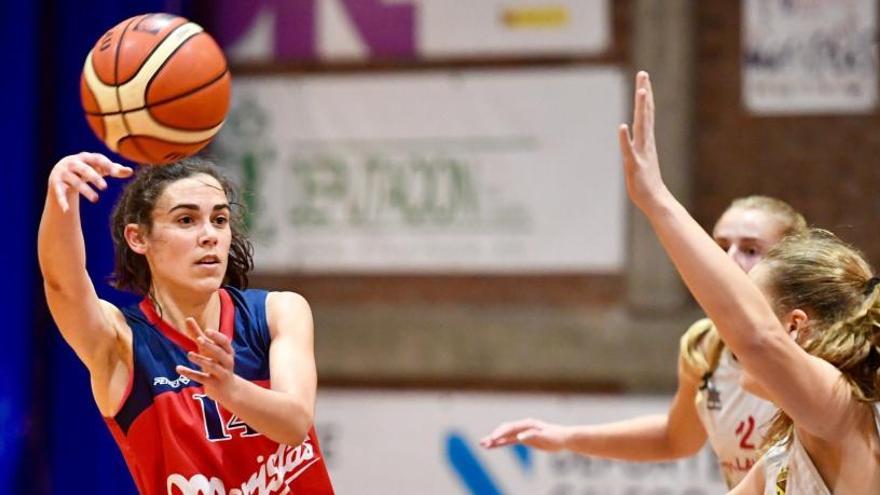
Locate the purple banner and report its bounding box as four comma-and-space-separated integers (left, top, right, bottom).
212, 0, 415, 61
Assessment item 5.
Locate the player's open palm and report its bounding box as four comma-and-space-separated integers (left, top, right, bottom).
176, 317, 239, 404
480, 418, 571, 452
617, 71, 667, 212
48, 152, 133, 212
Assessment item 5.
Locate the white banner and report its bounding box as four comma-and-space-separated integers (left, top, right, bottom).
215, 68, 626, 273
224, 0, 611, 62
742, 0, 878, 114
315, 390, 728, 494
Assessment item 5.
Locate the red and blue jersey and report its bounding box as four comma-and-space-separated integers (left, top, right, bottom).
107, 287, 334, 495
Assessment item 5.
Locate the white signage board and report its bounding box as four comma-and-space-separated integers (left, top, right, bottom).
224, 0, 611, 62
215, 68, 626, 273
315, 390, 729, 494
742, 0, 878, 114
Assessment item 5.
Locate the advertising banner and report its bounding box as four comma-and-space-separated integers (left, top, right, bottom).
215, 68, 626, 273
743, 0, 878, 114
215, 0, 610, 62
315, 390, 728, 494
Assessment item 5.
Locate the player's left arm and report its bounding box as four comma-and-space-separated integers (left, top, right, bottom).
264, 291, 318, 442
177, 291, 316, 446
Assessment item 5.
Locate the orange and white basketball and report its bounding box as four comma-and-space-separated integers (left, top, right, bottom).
80, 13, 231, 165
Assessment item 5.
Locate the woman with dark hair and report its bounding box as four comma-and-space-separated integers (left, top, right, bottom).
38, 152, 334, 494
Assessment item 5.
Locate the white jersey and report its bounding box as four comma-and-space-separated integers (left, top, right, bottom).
695, 349, 778, 488
763, 403, 880, 494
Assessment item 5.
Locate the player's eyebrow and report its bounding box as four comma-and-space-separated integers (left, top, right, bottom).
167, 203, 230, 213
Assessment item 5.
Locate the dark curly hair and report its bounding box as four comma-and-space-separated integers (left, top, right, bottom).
110, 156, 254, 295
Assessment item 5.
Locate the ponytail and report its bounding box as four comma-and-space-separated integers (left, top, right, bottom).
680, 318, 726, 383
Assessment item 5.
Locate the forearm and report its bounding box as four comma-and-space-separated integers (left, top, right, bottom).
564, 414, 694, 461
37, 183, 123, 372
221, 377, 314, 446
38, 192, 88, 291
641, 195, 782, 361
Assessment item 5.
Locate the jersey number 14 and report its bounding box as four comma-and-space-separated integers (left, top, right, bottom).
193, 394, 261, 442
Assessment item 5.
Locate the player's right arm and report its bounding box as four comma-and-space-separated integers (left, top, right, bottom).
728, 457, 764, 494
38, 152, 133, 376
479, 351, 707, 461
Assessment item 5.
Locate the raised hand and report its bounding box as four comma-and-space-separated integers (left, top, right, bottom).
176, 317, 239, 403
617, 71, 669, 212
480, 418, 571, 452
47, 152, 133, 212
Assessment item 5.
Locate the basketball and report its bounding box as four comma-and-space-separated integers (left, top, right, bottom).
80, 13, 231, 165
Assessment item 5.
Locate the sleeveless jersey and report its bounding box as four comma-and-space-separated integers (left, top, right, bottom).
695, 348, 778, 488
763, 403, 880, 494
106, 287, 334, 495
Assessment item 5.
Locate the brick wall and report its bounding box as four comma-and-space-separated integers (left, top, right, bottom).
695, 2, 880, 265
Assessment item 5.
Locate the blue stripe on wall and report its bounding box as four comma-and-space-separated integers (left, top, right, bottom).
446, 432, 504, 495
0, 0, 37, 489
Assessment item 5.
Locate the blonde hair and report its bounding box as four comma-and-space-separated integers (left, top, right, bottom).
681, 196, 807, 381
679, 318, 722, 384
760, 228, 880, 448
729, 195, 807, 237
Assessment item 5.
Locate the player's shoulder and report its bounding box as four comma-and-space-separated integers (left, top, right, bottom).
265, 290, 310, 313
97, 298, 132, 334
261, 291, 314, 341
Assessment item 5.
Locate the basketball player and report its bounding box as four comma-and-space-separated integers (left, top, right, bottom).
38, 153, 334, 494
620, 71, 879, 493
482, 195, 805, 488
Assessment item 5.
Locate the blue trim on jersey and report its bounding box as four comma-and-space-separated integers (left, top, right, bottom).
115, 287, 273, 434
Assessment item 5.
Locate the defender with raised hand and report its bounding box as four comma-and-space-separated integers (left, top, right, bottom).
618, 72, 879, 494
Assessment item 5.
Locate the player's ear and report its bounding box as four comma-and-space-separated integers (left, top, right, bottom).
786, 309, 810, 342
124, 223, 148, 254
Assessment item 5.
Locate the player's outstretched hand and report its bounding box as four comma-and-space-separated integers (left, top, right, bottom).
479, 418, 571, 452
47, 152, 133, 212
176, 317, 239, 403
617, 71, 669, 213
